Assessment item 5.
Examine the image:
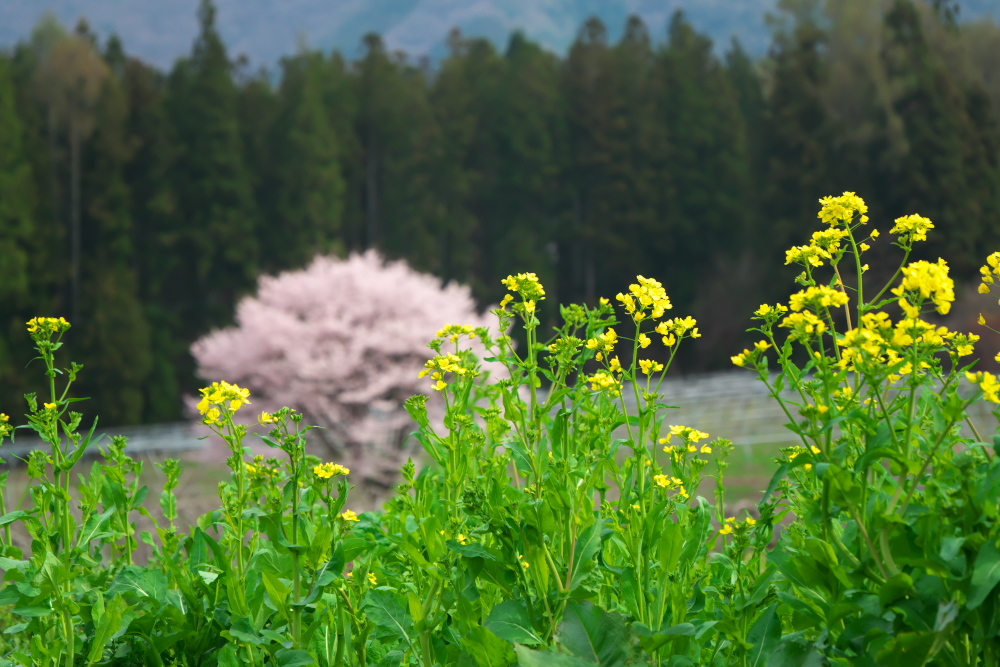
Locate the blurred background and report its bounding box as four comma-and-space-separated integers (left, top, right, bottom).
1, 0, 1000, 428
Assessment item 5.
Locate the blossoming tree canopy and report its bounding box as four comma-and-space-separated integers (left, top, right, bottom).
190, 251, 496, 485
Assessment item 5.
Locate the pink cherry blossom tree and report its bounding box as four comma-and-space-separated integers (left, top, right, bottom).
191, 251, 496, 492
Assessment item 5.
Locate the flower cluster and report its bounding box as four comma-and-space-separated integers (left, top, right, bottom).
616, 276, 672, 321
654, 316, 700, 346
586, 371, 622, 395
652, 474, 690, 499
419, 354, 469, 391
731, 340, 771, 367
26, 317, 70, 337
314, 462, 351, 479
638, 359, 664, 375
818, 191, 869, 226
197, 381, 251, 426
891, 259, 955, 316
585, 328, 619, 361
979, 252, 1000, 295
779, 312, 828, 341
246, 455, 279, 480
719, 515, 756, 536
660, 425, 712, 459
787, 445, 822, 470
967, 371, 1000, 404
436, 324, 478, 343
890, 213, 934, 244
0, 413, 10, 439
501, 272, 546, 316
789, 285, 850, 312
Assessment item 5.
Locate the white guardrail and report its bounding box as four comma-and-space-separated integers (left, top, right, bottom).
0, 421, 208, 462
0, 371, 995, 463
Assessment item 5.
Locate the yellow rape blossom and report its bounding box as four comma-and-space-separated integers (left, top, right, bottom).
586, 371, 622, 395
639, 359, 664, 375
638, 333, 651, 348
26, 317, 70, 336
315, 462, 351, 478
891, 259, 954, 315
501, 273, 546, 301
789, 285, 850, 312
967, 372, 1000, 403
890, 213, 934, 243
340, 510, 360, 522
818, 192, 868, 226
197, 381, 251, 424
617, 276, 673, 319
779, 312, 827, 341
368, 572, 378, 585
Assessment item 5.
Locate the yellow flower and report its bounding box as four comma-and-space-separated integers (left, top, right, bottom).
586, 371, 622, 395
315, 462, 351, 478
817, 192, 868, 226
890, 213, 934, 243
891, 259, 955, 315
258, 411, 278, 424
701, 445, 712, 454
638, 359, 664, 375
609, 356, 623, 373
617, 276, 672, 319
731, 349, 750, 367
340, 510, 360, 522
745, 517, 757, 526
197, 381, 252, 419
720, 524, 733, 536
457, 533, 468, 545
859, 243, 870, 252
502, 273, 546, 301
779, 312, 828, 340
638, 333, 651, 348
26, 317, 71, 336
368, 572, 378, 585
789, 285, 850, 312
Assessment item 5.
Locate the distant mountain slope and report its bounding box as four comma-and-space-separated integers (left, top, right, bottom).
0, 0, 996, 69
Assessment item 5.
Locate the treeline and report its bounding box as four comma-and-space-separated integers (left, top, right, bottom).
1, 0, 999, 425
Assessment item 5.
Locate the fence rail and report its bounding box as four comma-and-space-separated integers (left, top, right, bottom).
0, 421, 207, 462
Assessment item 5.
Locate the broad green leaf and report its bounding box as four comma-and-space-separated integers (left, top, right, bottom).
747, 603, 781, 667
657, 521, 683, 573
262, 570, 291, 607
570, 522, 603, 590
0, 511, 27, 528
217, 644, 241, 667
461, 626, 517, 667
875, 632, 935, 666
229, 617, 266, 646
365, 590, 414, 644
486, 600, 543, 645
88, 595, 127, 664
514, 647, 597, 667
558, 601, 630, 667
275, 648, 316, 666
968, 539, 1000, 609
447, 540, 499, 561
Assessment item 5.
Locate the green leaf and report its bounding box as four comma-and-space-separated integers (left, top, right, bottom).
275, 649, 316, 666
229, 617, 266, 646
461, 626, 517, 667
217, 644, 241, 667
558, 601, 630, 667
968, 539, 1000, 609
570, 522, 603, 590
365, 590, 414, 644
875, 632, 935, 666
486, 600, 544, 645
262, 570, 291, 607
0, 511, 27, 528
447, 540, 499, 561
88, 595, 127, 664
513, 647, 597, 667
657, 521, 683, 574
746, 603, 781, 667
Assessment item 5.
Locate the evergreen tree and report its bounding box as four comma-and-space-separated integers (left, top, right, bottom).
121, 55, 185, 420
475, 31, 564, 308
0, 54, 40, 412
561, 17, 626, 305
761, 7, 832, 274
266, 50, 345, 273
166, 0, 258, 334
76, 44, 153, 424
881, 0, 1000, 274
352, 34, 439, 272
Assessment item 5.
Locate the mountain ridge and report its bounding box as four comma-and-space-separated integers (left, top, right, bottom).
1, 0, 996, 70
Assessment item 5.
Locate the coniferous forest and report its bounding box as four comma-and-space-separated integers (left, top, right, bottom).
2, 0, 1000, 426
